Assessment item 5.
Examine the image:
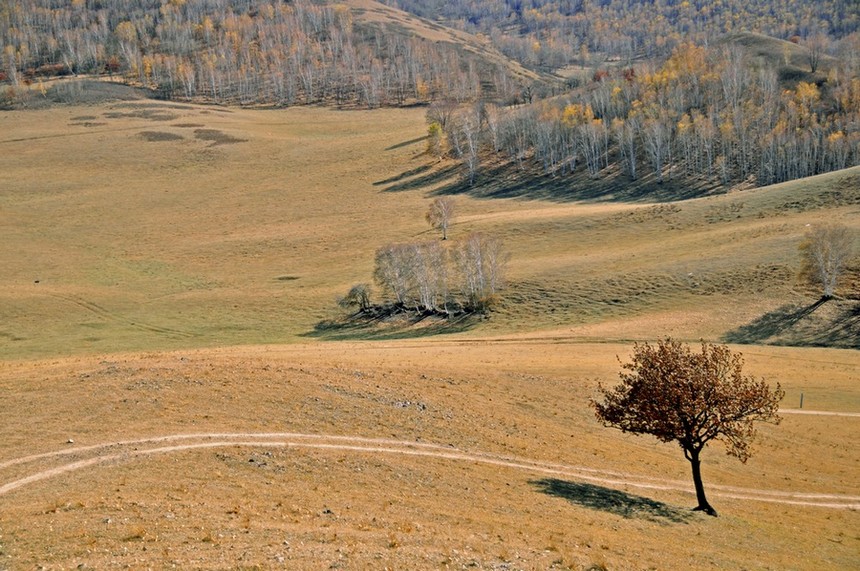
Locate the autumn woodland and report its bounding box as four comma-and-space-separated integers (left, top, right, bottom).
3, 1, 860, 195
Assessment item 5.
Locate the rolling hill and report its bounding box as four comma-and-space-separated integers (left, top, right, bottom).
0, 97, 858, 569
347, 0, 543, 86
720, 31, 838, 85
1, 100, 858, 358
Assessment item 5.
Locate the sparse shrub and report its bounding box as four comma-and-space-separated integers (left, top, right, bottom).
34, 63, 70, 77
48, 80, 84, 103
0, 84, 34, 107
427, 121, 446, 159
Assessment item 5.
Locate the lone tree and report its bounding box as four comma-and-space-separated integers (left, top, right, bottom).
592, 339, 784, 517
799, 223, 854, 299
426, 196, 456, 240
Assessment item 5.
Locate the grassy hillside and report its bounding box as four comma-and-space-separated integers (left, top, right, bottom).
347, 0, 543, 86
721, 31, 838, 85
1, 97, 858, 569
1, 99, 858, 358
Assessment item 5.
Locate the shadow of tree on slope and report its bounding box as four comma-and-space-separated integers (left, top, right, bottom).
724, 297, 860, 349
376, 159, 721, 203
532, 479, 692, 524
304, 311, 479, 341
723, 298, 828, 343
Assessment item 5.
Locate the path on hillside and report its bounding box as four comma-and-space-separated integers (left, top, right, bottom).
1, 432, 858, 509
781, 409, 860, 418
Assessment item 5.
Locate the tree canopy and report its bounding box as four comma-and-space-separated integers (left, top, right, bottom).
592, 339, 784, 516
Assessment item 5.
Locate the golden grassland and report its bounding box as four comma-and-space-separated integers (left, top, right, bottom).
0, 343, 857, 569
2, 99, 857, 357
1, 98, 858, 569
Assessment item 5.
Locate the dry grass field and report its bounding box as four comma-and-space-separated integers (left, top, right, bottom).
0, 343, 857, 570
1, 95, 858, 569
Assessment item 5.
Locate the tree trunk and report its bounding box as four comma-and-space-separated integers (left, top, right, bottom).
688, 448, 718, 516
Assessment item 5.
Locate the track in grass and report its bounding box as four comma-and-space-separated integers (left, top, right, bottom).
1, 432, 858, 509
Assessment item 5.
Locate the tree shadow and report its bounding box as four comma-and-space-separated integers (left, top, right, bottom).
724, 297, 860, 349
723, 297, 829, 344
376, 163, 463, 194
303, 311, 480, 341
531, 479, 693, 524
372, 164, 435, 186
822, 302, 860, 348
375, 158, 723, 203
384, 135, 428, 151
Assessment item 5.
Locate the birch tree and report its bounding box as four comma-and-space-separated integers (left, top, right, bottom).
426, 197, 456, 240
799, 224, 855, 298
454, 233, 507, 311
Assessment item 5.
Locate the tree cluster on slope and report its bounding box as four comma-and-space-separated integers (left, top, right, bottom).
0, 0, 522, 106
431, 41, 860, 191
344, 233, 506, 316
340, 199, 506, 319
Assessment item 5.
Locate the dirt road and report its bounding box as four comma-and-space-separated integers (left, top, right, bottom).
2, 432, 857, 509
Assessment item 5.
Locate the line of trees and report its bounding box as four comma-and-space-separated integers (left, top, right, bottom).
431, 41, 860, 190
0, 0, 522, 106
341, 232, 507, 317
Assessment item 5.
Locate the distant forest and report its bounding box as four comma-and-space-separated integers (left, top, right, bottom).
2, 0, 859, 192
433, 40, 860, 191
384, 0, 859, 71
390, 0, 860, 190
0, 0, 523, 106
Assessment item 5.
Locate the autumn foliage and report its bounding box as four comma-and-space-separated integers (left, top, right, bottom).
592, 339, 784, 516
454, 40, 860, 192
390, 0, 855, 71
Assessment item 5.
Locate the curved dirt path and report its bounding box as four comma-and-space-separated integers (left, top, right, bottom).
2, 433, 858, 509
780, 409, 860, 418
